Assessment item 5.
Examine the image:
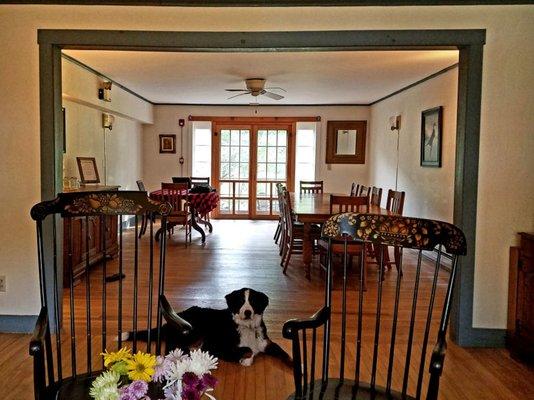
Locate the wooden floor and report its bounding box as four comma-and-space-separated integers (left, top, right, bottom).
1, 219, 533, 399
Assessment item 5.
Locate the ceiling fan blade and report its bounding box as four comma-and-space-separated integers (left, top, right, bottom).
262, 91, 284, 100
225, 89, 249, 92
227, 92, 251, 100
265, 87, 287, 92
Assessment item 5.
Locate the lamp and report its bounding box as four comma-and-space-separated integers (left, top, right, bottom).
98, 81, 112, 102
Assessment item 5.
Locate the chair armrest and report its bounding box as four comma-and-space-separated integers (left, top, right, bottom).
282, 306, 330, 339
29, 307, 48, 356
159, 295, 193, 336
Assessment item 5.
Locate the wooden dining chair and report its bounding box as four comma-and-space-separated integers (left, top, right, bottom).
161, 182, 191, 244
300, 180, 324, 194
273, 182, 285, 245
190, 176, 210, 186
280, 188, 320, 274
136, 179, 150, 238
171, 176, 192, 188
359, 185, 370, 197
283, 212, 467, 400
387, 189, 406, 215
350, 182, 361, 197
29, 191, 190, 400
321, 195, 370, 288
370, 186, 383, 207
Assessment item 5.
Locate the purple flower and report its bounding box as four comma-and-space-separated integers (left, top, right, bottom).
200, 373, 218, 390
153, 356, 169, 383
120, 392, 136, 400
129, 380, 148, 397
180, 386, 201, 400
182, 372, 200, 388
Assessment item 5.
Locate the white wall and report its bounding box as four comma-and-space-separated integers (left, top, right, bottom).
369, 67, 458, 219
142, 105, 370, 193
0, 4, 533, 330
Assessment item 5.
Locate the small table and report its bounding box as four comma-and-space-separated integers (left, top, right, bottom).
290, 192, 394, 279
150, 189, 219, 244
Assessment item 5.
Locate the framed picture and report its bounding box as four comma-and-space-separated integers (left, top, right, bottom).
159, 134, 176, 154
420, 106, 443, 167
325, 120, 367, 164
76, 157, 100, 184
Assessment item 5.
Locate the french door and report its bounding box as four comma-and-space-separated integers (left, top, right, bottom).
211, 121, 295, 219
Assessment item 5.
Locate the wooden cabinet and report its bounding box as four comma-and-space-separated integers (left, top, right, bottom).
62, 186, 120, 287
507, 232, 534, 363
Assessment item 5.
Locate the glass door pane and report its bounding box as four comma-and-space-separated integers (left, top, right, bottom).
219, 128, 250, 216
256, 128, 288, 216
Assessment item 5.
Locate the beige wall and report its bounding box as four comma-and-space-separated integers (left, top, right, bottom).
142, 105, 370, 193
369, 67, 458, 220
0, 5, 533, 330
62, 58, 151, 192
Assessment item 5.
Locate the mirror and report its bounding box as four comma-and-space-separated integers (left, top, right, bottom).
336, 129, 358, 155
326, 120, 367, 164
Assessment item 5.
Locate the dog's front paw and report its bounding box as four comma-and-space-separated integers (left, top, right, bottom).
239, 356, 254, 367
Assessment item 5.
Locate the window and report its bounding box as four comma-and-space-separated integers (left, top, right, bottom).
192, 121, 212, 178
295, 122, 317, 188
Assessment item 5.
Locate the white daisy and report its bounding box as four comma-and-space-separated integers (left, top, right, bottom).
165, 348, 186, 364
188, 349, 219, 376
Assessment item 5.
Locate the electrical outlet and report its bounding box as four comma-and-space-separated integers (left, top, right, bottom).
0, 276, 5, 292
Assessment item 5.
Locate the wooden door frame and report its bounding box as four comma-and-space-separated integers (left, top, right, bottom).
38, 29, 489, 346
209, 118, 297, 219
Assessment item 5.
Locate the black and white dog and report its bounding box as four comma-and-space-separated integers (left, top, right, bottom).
126, 288, 291, 367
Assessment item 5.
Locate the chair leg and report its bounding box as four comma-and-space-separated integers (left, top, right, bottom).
274, 220, 281, 243
282, 239, 293, 274
138, 214, 147, 238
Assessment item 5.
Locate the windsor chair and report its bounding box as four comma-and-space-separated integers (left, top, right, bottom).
29, 191, 191, 400
283, 212, 467, 400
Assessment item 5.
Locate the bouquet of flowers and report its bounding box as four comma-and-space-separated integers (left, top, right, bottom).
89, 347, 218, 400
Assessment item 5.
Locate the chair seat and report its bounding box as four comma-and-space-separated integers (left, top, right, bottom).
286, 379, 415, 400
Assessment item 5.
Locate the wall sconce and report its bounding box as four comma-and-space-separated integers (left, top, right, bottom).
102, 113, 115, 130
389, 115, 401, 131
98, 81, 112, 102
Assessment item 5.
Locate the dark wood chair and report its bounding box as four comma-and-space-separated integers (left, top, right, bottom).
359, 185, 370, 197
283, 212, 467, 400
273, 182, 284, 245
350, 182, 361, 197
29, 191, 192, 400
370, 186, 383, 207
300, 180, 324, 194
387, 189, 406, 215
161, 182, 191, 244
171, 176, 192, 188
190, 176, 210, 186
280, 188, 320, 274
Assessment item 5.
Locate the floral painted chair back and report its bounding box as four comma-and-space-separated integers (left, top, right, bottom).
283, 212, 467, 400
29, 191, 176, 400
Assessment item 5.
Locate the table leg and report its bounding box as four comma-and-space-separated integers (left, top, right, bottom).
303, 222, 312, 280
189, 206, 206, 244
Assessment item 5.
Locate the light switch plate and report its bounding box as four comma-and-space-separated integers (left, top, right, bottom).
0, 276, 5, 292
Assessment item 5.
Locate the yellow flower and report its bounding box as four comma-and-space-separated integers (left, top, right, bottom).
101, 347, 132, 368
126, 351, 157, 382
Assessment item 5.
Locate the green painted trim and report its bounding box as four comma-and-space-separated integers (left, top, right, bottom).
6, 0, 534, 6
61, 53, 154, 105
38, 28, 489, 346
0, 315, 38, 333
369, 63, 458, 105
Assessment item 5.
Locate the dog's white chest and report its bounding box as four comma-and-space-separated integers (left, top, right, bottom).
237, 325, 268, 355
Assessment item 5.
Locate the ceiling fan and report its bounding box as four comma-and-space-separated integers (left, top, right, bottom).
226, 78, 286, 101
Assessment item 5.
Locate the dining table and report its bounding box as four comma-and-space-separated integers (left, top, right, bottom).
150, 188, 219, 244
290, 191, 395, 279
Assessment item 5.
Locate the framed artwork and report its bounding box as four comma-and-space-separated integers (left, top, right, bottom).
159, 134, 176, 154
76, 157, 100, 184
420, 106, 443, 167
325, 120, 367, 164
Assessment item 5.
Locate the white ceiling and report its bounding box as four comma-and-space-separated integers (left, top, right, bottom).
63, 49, 458, 105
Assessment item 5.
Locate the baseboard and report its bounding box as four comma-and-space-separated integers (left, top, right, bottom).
451, 327, 506, 348
0, 314, 38, 333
